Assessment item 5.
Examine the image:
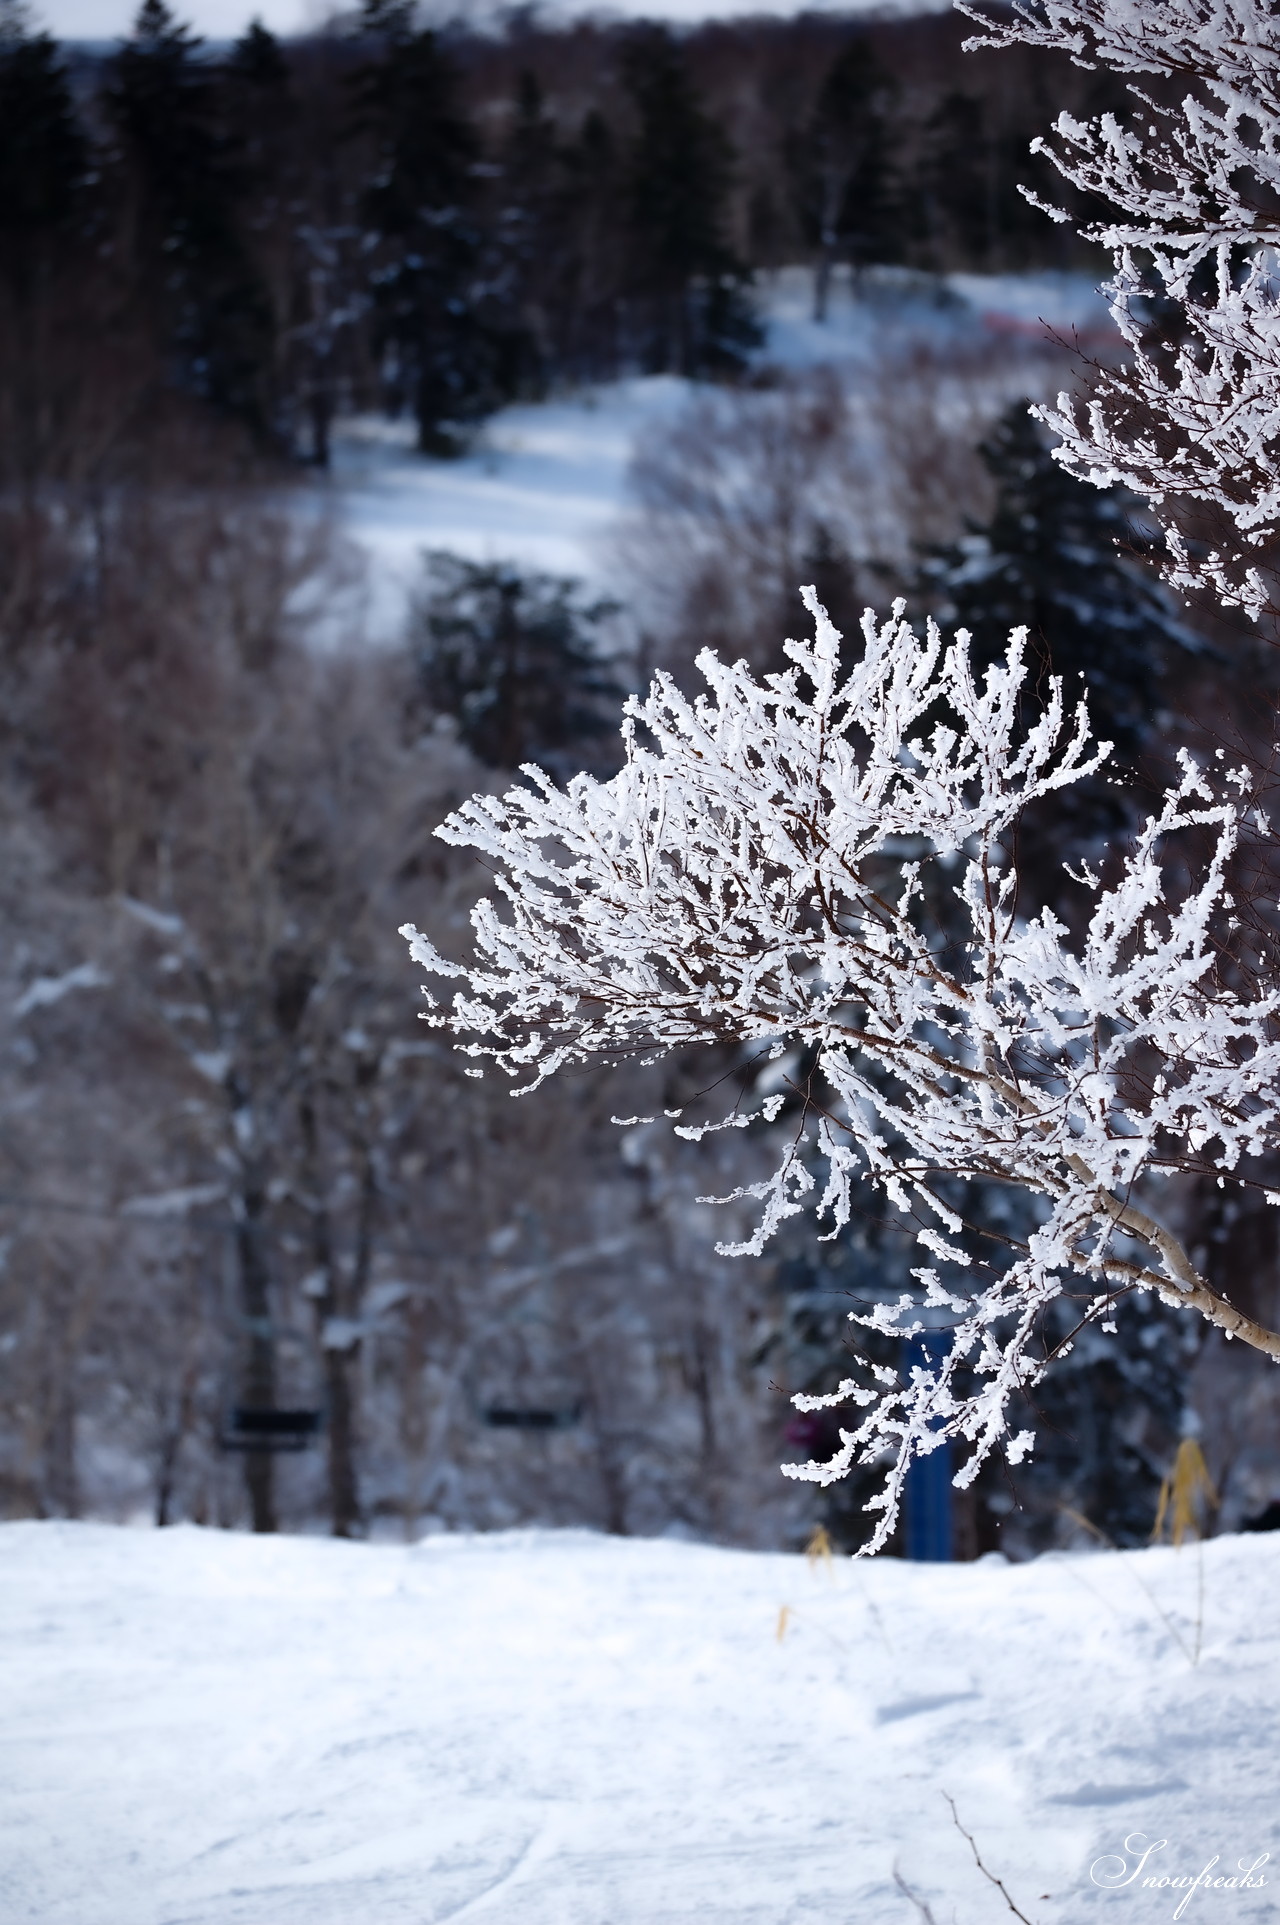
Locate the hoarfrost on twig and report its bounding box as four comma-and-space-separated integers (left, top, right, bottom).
404, 590, 1280, 1550
960, 0, 1280, 618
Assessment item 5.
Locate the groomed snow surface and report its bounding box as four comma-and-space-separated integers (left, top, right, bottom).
3, 1523, 1276, 1923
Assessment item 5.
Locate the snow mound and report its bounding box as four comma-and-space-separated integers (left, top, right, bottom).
2, 1522, 1275, 1922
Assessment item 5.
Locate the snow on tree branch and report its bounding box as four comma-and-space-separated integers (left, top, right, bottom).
404, 591, 1280, 1551
959, 0, 1280, 617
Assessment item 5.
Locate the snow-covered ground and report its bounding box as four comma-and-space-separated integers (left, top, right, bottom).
3, 1521, 1276, 1923
323, 377, 693, 638
317, 268, 1114, 639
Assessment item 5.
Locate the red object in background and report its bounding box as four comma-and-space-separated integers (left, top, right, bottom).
784, 1412, 828, 1452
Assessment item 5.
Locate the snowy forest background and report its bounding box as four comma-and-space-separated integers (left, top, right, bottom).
4, 0, 1280, 1557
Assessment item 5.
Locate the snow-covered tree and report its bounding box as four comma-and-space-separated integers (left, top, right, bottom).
405, 593, 1280, 1550
959, 0, 1280, 619
410, 553, 622, 778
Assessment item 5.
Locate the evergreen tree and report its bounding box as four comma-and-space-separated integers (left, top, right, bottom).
222, 20, 310, 456
227, 14, 287, 92
353, 0, 520, 454
105, 0, 273, 434
488, 70, 569, 395
0, 1, 89, 294
492, 88, 630, 388
919, 92, 991, 269
917, 403, 1195, 764
410, 554, 621, 775
558, 109, 629, 380
919, 87, 1068, 272
1011, 1290, 1196, 1551
0, 3, 97, 491
225, 18, 365, 467
789, 37, 899, 321
620, 26, 759, 377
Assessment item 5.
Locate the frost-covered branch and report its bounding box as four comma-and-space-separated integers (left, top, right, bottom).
404, 592, 1280, 1550
960, 0, 1280, 616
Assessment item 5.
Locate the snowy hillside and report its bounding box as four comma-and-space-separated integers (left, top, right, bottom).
3, 1522, 1275, 1923
318, 269, 1114, 638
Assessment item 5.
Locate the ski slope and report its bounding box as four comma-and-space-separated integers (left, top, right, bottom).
323, 377, 692, 639
2, 1521, 1275, 1923
317, 269, 1113, 639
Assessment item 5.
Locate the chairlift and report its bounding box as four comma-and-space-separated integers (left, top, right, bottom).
220, 1406, 324, 1453
482, 1401, 583, 1432
465, 1290, 585, 1434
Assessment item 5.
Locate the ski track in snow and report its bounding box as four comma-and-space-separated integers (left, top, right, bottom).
1, 1522, 1276, 1923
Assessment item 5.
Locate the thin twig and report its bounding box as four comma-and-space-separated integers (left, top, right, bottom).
944, 1793, 1038, 1925
1058, 1503, 1115, 1548
893, 1865, 938, 1924
854, 1566, 895, 1655
1126, 1566, 1195, 1667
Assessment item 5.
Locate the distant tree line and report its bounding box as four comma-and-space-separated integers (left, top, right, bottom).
0, 0, 1119, 474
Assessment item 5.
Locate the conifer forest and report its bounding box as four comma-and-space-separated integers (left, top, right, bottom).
3, 0, 1280, 1562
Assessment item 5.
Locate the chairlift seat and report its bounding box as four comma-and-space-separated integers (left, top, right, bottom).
221, 1407, 323, 1453
483, 1403, 583, 1431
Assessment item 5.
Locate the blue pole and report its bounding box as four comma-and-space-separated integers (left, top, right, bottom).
904, 1331, 952, 1562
